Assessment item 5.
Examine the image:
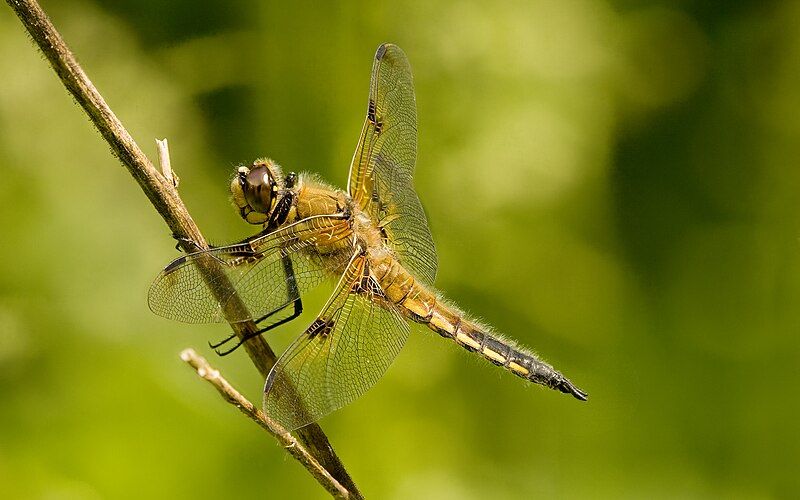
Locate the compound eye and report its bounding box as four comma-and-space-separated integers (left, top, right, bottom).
244, 166, 275, 214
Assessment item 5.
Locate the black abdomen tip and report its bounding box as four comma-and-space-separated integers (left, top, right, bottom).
560, 379, 589, 401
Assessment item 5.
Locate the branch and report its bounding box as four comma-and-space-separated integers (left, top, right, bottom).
5, 1, 362, 497
180, 349, 349, 499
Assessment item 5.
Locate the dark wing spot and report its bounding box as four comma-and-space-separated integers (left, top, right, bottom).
307, 318, 334, 339
352, 274, 387, 301
368, 99, 377, 123
352, 258, 372, 294
227, 246, 262, 264
164, 255, 188, 273
376, 43, 388, 60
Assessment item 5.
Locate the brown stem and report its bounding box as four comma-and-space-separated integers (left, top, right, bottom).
5, 0, 361, 498
180, 349, 349, 499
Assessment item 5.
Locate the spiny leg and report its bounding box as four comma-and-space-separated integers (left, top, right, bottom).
208, 298, 295, 349
172, 234, 204, 252
211, 254, 304, 356
212, 298, 303, 356
172, 225, 273, 253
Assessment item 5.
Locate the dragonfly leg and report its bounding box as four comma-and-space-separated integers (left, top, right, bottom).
208, 332, 237, 349
171, 233, 206, 252
213, 254, 304, 356
208, 299, 294, 351
213, 296, 303, 356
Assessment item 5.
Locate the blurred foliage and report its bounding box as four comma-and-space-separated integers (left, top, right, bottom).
0, 0, 798, 498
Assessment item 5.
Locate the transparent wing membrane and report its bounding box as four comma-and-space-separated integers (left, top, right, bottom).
264, 254, 409, 430
348, 43, 438, 285
148, 215, 352, 324
148, 42, 586, 429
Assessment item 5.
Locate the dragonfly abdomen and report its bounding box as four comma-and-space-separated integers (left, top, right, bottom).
371, 255, 588, 400
426, 303, 588, 401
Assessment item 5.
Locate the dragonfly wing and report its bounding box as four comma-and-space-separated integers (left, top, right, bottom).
347, 43, 438, 286
148, 215, 352, 324
264, 252, 409, 430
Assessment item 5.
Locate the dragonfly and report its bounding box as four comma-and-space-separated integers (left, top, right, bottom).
149, 43, 587, 431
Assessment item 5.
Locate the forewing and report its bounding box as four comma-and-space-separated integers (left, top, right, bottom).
148, 215, 351, 324
347, 43, 438, 285
263, 254, 409, 430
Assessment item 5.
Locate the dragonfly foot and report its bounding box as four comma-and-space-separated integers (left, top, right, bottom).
210, 328, 268, 356
213, 341, 242, 356
172, 233, 200, 252
208, 332, 236, 349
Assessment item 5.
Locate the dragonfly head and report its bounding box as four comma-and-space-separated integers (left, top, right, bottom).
231, 159, 284, 225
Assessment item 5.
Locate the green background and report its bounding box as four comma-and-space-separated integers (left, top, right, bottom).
1, 1, 798, 498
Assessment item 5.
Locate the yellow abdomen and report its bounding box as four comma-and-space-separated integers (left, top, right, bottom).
369, 253, 588, 400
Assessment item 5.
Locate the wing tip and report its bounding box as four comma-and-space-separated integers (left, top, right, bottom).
376, 42, 404, 60
376, 43, 389, 60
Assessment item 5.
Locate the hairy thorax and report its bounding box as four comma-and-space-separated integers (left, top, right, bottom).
294, 175, 347, 221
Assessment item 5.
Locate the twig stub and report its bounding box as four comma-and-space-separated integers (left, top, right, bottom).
156, 138, 179, 188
